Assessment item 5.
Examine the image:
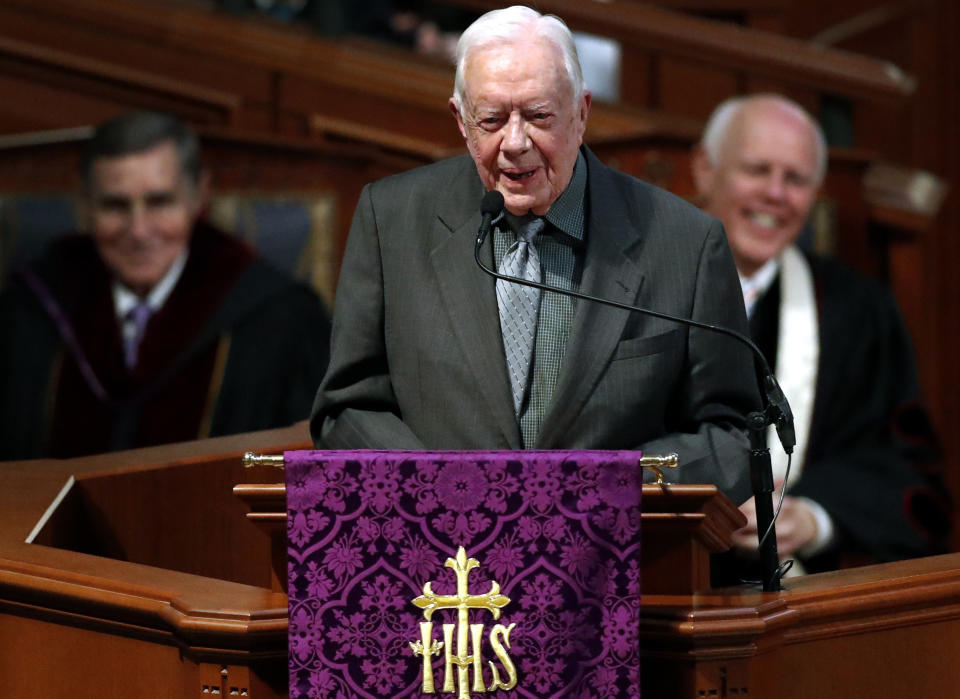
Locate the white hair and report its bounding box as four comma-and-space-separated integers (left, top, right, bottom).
451, 5, 585, 116
701, 94, 828, 185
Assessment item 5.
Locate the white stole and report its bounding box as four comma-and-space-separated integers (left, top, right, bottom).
767, 246, 819, 489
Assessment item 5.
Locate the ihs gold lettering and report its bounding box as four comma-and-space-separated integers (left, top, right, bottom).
409, 547, 518, 696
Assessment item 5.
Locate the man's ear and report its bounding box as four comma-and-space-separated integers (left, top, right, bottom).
449, 98, 468, 140
691, 145, 715, 200
577, 90, 592, 142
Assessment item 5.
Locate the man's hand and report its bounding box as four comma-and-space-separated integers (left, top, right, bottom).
731, 493, 819, 556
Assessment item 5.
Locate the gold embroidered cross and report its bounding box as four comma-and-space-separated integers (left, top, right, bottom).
410, 547, 516, 696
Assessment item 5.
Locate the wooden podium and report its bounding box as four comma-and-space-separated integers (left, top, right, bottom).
0, 424, 308, 699
237, 455, 960, 698
3, 435, 960, 697
234, 471, 747, 596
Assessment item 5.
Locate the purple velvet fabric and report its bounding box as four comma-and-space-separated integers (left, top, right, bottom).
287, 450, 643, 698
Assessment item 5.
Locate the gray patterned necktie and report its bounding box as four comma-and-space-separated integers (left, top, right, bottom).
497, 216, 544, 415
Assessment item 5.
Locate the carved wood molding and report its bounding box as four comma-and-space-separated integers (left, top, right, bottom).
0, 34, 240, 122
443, 0, 915, 102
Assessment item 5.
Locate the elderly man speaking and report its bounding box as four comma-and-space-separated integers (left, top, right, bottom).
312, 6, 759, 503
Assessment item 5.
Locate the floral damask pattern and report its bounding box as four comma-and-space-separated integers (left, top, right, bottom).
287, 450, 644, 698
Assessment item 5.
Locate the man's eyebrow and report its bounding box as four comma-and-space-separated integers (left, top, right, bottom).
145, 189, 177, 199
95, 193, 130, 204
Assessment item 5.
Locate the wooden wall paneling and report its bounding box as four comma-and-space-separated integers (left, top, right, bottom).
739, 74, 792, 98
276, 72, 462, 150
641, 0, 788, 9
589, 137, 699, 198
308, 113, 465, 163
0, 3, 277, 108
0, 0, 457, 115
820, 149, 875, 277
0, 37, 239, 131
740, 80, 822, 121
885, 234, 931, 374
0, 132, 87, 191
852, 92, 913, 164
657, 55, 741, 121
618, 46, 657, 109
0, 0, 916, 144
0, 0, 469, 150
205, 129, 436, 266
917, 0, 960, 551
177, 130, 434, 287
819, 14, 916, 83
579, 100, 704, 195
5, 0, 908, 124
779, 0, 914, 51
0, 0, 914, 207
0, 74, 127, 134
809, 1, 959, 532
444, 0, 914, 103
744, 12, 784, 33
906, 1, 949, 454
631, 0, 788, 33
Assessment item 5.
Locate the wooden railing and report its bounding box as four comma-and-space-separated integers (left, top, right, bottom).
0, 0, 913, 131
0, 34, 239, 133
441, 0, 913, 105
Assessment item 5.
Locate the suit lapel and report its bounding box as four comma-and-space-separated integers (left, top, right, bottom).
430, 169, 522, 448
536, 151, 648, 447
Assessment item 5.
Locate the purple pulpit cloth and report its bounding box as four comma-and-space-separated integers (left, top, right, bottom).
286, 450, 644, 699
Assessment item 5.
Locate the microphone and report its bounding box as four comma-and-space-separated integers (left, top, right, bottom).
474, 191, 793, 591
477, 189, 505, 248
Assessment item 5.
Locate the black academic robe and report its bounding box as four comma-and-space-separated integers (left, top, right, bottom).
0, 222, 331, 460
714, 252, 950, 584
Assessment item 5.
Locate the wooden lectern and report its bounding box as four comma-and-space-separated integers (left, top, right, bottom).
234, 472, 746, 596
0, 424, 307, 699
3, 434, 960, 697
235, 454, 960, 697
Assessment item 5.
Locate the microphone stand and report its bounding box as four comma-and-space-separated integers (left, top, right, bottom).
475, 220, 792, 591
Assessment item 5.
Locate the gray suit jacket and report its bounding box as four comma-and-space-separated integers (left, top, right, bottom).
311, 147, 759, 503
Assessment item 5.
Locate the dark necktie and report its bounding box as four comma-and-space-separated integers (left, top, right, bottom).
123, 300, 153, 368
496, 216, 544, 414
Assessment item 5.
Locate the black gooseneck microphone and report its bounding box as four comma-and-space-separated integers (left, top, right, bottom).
475, 189, 793, 591
478, 189, 505, 249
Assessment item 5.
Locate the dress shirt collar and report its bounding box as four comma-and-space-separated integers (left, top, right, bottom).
739, 255, 780, 317
543, 150, 586, 245
493, 150, 587, 247
112, 249, 189, 321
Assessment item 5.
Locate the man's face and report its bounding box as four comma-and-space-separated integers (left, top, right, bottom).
87, 141, 204, 295
451, 36, 591, 216
695, 102, 820, 276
